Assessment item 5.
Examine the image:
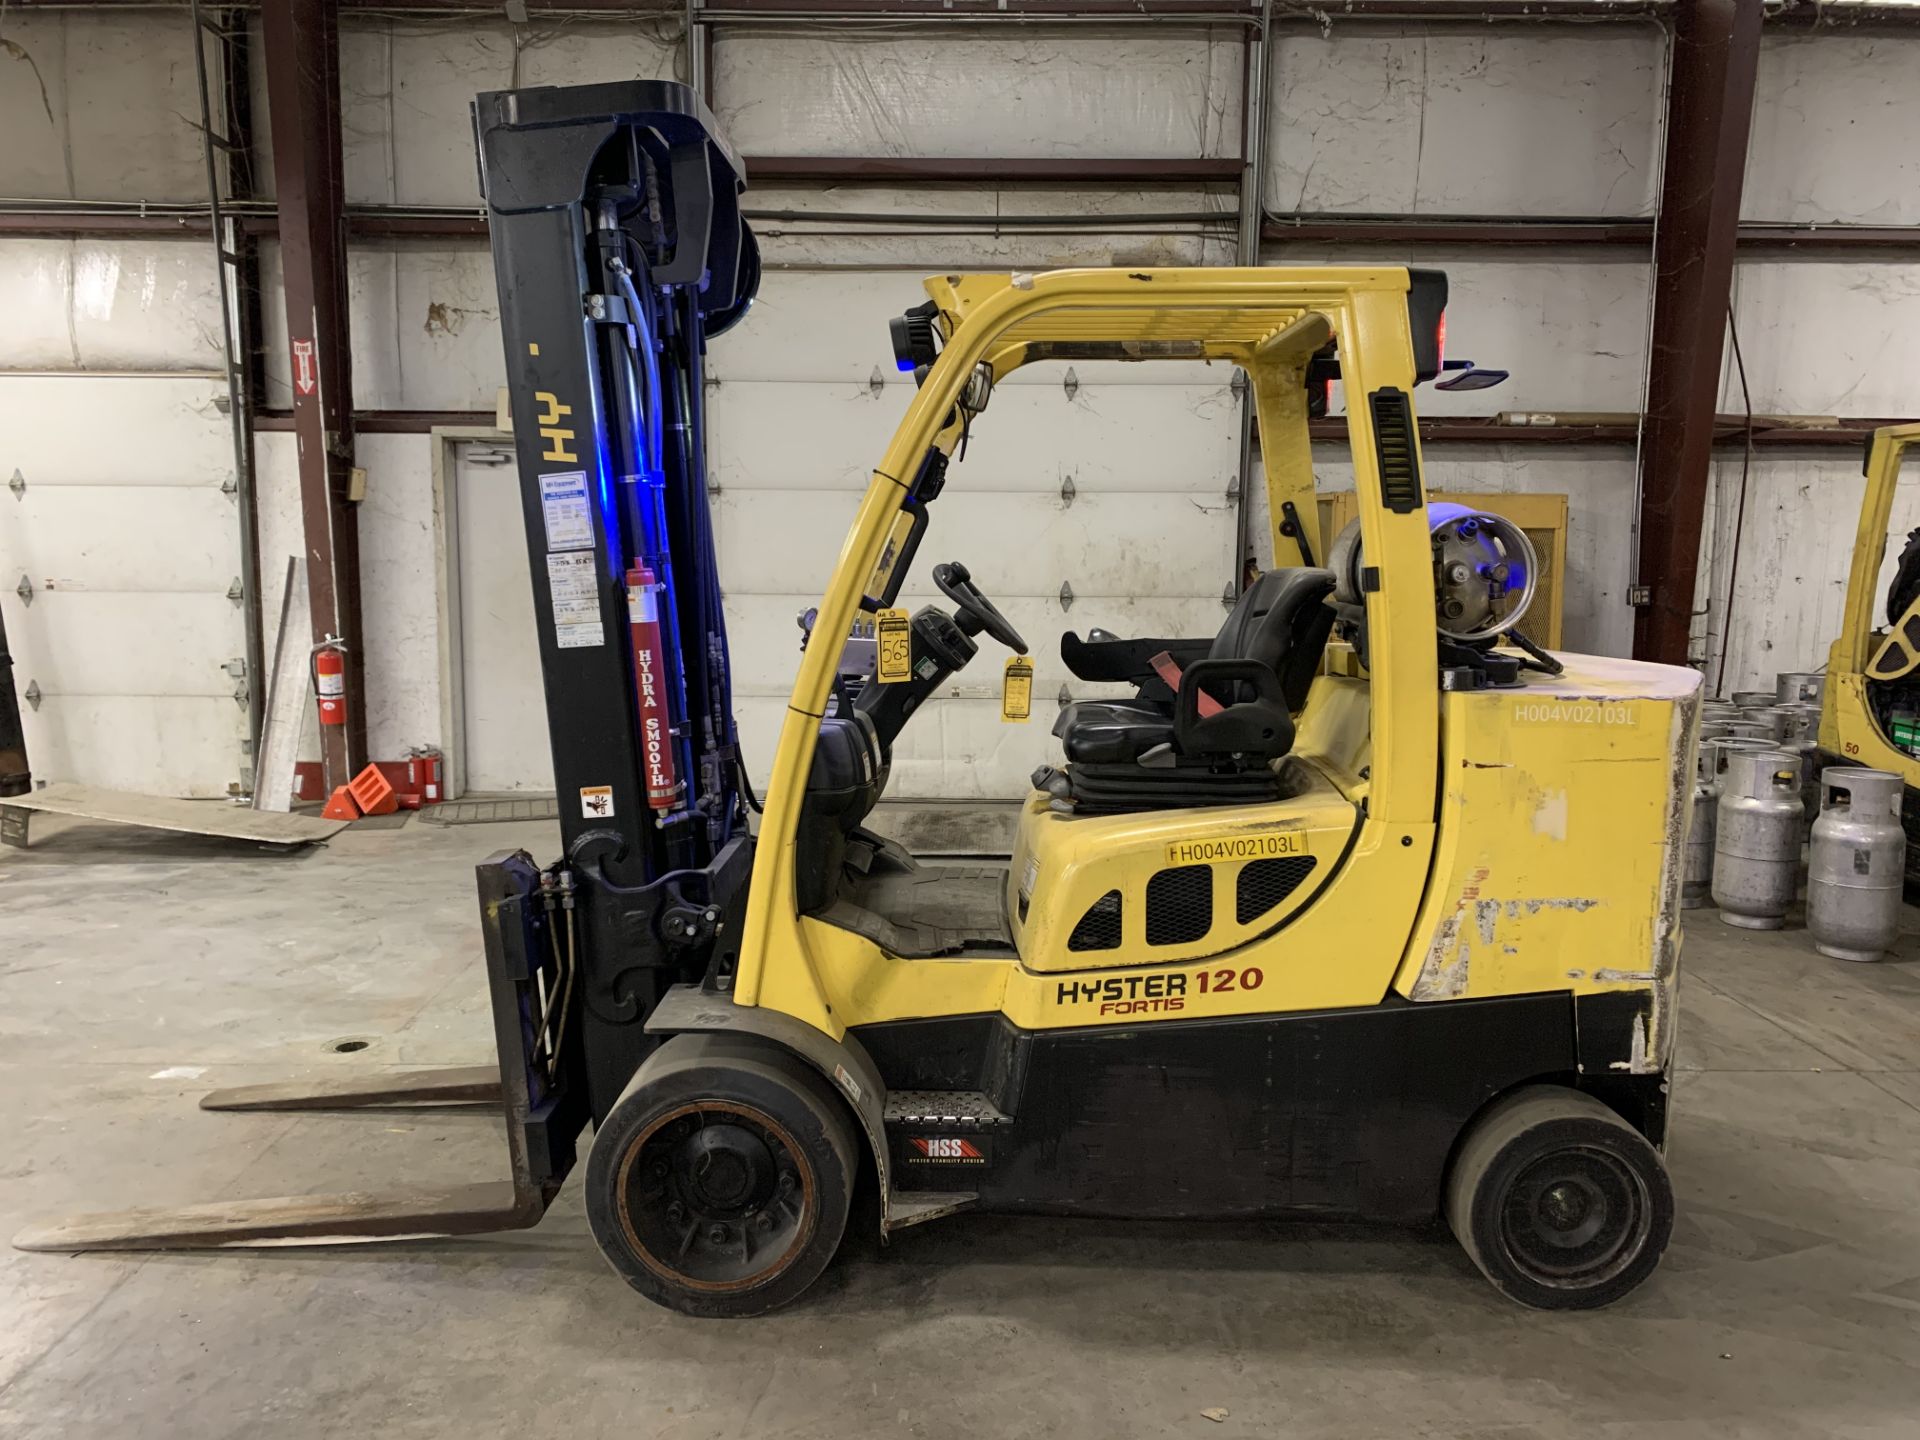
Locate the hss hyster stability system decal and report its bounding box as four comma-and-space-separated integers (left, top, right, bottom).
1055, 966, 1266, 1016
906, 1137, 988, 1164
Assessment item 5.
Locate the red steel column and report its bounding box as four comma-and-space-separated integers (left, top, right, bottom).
262, 0, 366, 786
1631, 0, 1764, 665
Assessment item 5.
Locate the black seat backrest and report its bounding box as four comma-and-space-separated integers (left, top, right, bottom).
1208, 567, 1336, 711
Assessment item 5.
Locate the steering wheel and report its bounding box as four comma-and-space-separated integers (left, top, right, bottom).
933, 561, 1027, 654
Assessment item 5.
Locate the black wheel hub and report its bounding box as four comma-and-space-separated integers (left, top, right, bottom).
1501, 1145, 1650, 1289
618, 1103, 811, 1291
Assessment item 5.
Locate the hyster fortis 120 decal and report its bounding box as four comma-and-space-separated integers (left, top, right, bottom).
1053, 966, 1267, 1016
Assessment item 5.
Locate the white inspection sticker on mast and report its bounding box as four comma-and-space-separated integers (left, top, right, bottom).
539, 471, 594, 550
546, 550, 604, 649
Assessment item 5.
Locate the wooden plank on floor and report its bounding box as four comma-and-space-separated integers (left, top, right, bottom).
3, 783, 345, 845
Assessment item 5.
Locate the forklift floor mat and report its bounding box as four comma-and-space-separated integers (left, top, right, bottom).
419, 796, 560, 826
819, 863, 1014, 958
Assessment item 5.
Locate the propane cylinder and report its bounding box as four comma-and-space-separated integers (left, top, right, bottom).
1697, 720, 1733, 744
1722, 720, 1774, 741
1807, 768, 1907, 962
1732, 690, 1775, 709
1693, 739, 1775, 911
1684, 745, 1720, 909
1712, 748, 1806, 930
1777, 671, 1826, 708
1768, 705, 1823, 837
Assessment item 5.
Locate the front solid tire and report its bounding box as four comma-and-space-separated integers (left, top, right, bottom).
585, 1034, 859, 1318
1445, 1084, 1674, 1311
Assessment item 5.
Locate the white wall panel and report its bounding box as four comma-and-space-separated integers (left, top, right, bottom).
0, 12, 211, 202
1266, 26, 1664, 217
1260, 249, 1653, 415
749, 184, 1234, 269
1728, 262, 1920, 417
718, 490, 1234, 602
714, 29, 1241, 159
1745, 35, 1920, 226
246, 18, 678, 205
714, 268, 1221, 387
709, 266, 1239, 797
710, 381, 1239, 496
0, 239, 222, 372
357, 434, 445, 761
252, 430, 445, 766
252, 431, 302, 647
341, 19, 679, 206
258, 242, 503, 410
1696, 450, 1920, 697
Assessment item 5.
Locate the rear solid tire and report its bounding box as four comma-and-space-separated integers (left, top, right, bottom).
1445, 1084, 1674, 1311
585, 1034, 859, 1318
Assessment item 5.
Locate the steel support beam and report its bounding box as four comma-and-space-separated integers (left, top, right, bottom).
262, 0, 365, 789
741, 156, 1241, 184
1631, 0, 1762, 666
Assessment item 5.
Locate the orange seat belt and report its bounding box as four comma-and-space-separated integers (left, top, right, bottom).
1149, 650, 1222, 717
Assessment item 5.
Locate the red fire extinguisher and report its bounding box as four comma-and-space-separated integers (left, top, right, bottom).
407, 747, 444, 804
312, 639, 348, 727
625, 565, 682, 814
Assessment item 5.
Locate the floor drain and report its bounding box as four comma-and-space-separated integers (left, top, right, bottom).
327, 1038, 373, 1054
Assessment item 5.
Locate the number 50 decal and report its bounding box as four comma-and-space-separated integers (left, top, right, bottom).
1195, 967, 1265, 994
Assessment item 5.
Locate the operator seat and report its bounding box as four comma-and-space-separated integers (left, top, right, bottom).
1044, 567, 1336, 812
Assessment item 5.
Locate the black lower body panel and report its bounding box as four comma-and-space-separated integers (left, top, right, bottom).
858, 992, 1615, 1225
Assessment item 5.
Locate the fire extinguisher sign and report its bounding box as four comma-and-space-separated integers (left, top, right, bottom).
291, 338, 317, 397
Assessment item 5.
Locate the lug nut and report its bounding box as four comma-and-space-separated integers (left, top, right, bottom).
754, 1212, 773, 1232
707, 1223, 729, 1244
666, 1201, 685, 1223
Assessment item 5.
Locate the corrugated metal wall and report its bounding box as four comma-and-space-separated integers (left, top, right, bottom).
5, 9, 1920, 795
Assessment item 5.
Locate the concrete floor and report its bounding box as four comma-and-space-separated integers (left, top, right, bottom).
4, 806, 1920, 1439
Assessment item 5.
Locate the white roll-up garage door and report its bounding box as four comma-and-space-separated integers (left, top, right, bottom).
708, 269, 1242, 799
0, 375, 247, 797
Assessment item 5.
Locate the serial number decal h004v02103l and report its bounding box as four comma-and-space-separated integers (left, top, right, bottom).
1166, 828, 1306, 866
1512, 700, 1639, 727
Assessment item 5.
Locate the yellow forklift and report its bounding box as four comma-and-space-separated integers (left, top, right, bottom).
16, 82, 1698, 1317
1821, 423, 1920, 891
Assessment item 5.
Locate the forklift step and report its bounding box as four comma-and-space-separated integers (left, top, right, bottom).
883, 1091, 1011, 1127
888, 1191, 978, 1229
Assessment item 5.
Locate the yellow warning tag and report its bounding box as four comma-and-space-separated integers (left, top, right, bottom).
876, 608, 912, 684
1001, 656, 1034, 723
